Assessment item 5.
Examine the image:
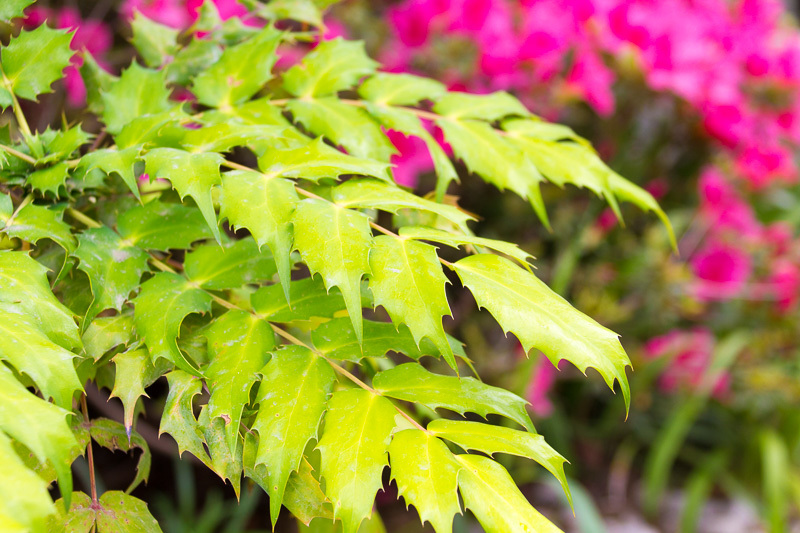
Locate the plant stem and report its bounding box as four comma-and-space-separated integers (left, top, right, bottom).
66, 208, 103, 229
4, 194, 33, 227
0, 69, 32, 138
0, 142, 36, 165
80, 395, 99, 506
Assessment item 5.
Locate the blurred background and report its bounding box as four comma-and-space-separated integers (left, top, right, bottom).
6, 0, 800, 531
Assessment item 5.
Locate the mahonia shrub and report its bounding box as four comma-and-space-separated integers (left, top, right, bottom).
0, 1, 673, 531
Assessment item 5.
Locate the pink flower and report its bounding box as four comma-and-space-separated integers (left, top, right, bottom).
643, 328, 729, 398
525, 354, 559, 417
770, 258, 800, 313
385, 130, 434, 189
565, 45, 616, 115
690, 241, 752, 300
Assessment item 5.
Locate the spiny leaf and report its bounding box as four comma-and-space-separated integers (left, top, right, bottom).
250, 276, 372, 323
311, 317, 465, 363
0, 0, 34, 23
500, 117, 589, 145
0, 201, 76, 252
130, 11, 179, 68
368, 236, 455, 370
373, 363, 533, 432
317, 389, 397, 533
359, 73, 446, 106
165, 38, 222, 86
73, 226, 149, 326
257, 137, 392, 182
0, 363, 78, 508
197, 407, 244, 497
115, 105, 189, 149
38, 125, 91, 165
180, 123, 286, 155
332, 179, 473, 230
219, 171, 297, 300
185, 237, 278, 290
283, 458, 334, 525
159, 370, 211, 463
0, 431, 56, 533
453, 254, 631, 410
254, 0, 324, 26
133, 272, 212, 374
0, 303, 83, 408
283, 38, 378, 98
87, 418, 151, 493
292, 198, 373, 343
0, 251, 81, 350
287, 98, 395, 161
388, 430, 461, 533
434, 91, 529, 122
0, 24, 74, 103
205, 310, 274, 452
193, 25, 282, 107
80, 52, 117, 115
399, 226, 533, 269
95, 491, 162, 533
27, 162, 70, 197
437, 118, 549, 228
428, 419, 571, 506
252, 346, 336, 527
455, 454, 562, 533
101, 62, 171, 135
143, 148, 224, 242
79, 146, 143, 200
110, 349, 152, 438
117, 199, 214, 251
83, 314, 135, 361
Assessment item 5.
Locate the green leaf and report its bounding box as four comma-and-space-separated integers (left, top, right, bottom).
257, 137, 392, 182
363, 105, 458, 200
433, 91, 529, 122
283, 38, 378, 98
1, 202, 76, 252
332, 179, 473, 230
399, 226, 533, 269
180, 123, 286, 155
95, 491, 162, 533
0, 25, 74, 103
437, 119, 549, 228
373, 363, 533, 432
219, 171, 297, 299
0, 0, 34, 23
311, 317, 465, 362
0, 363, 78, 507
80, 53, 117, 115
427, 419, 571, 505
252, 346, 336, 526
453, 254, 631, 409
143, 148, 224, 242
159, 370, 211, 463
359, 73, 446, 106
165, 38, 222, 86
79, 146, 143, 200
317, 389, 397, 533
254, 0, 324, 26
292, 198, 373, 342
499, 117, 589, 145
287, 98, 395, 161
251, 276, 372, 323
82, 315, 135, 361
73, 226, 149, 325
193, 25, 282, 107
0, 251, 81, 350
184, 237, 278, 290
87, 418, 151, 493
48, 491, 93, 533
455, 454, 562, 533
133, 272, 212, 374
130, 11, 179, 68
110, 349, 152, 437
0, 431, 56, 533
101, 63, 171, 135
283, 458, 334, 525
0, 303, 83, 408
205, 310, 273, 452
115, 105, 189, 149
368, 236, 455, 369
27, 162, 70, 197
117, 199, 214, 251
39, 126, 91, 165
197, 407, 244, 497
388, 430, 461, 532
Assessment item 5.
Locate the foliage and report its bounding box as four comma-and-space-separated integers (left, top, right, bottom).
0, 1, 673, 532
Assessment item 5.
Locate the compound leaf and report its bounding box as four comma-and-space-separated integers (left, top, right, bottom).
317, 389, 397, 533
133, 272, 212, 374
292, 198, 373, 343
399, 226, 533, 269
0, 24, 74, 103
27, 162, 70, 197
117, 200, 214, 251
79, 146, 143, 200
250, 277, 371, 323
283, 38, 377, 98
185, 237, 277, 290
368, 236, 455, 370
453, 254, 631, 410
95, 491, 161, 533
159, 370, 211, 463
0, 202, 76, 252
130, 11, 179, 68
359, 73, 446, 106
251, 346, 335, 527
434, 91, 529, 122
110, 349, 153, 438
388, 429, 461, 533
101, 62, 171, 135
373, 363, 533, 432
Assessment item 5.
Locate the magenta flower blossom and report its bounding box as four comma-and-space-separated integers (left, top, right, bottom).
691, 241, 752, 300
525, 353, 560, 417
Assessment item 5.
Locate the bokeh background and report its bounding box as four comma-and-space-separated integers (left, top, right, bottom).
6, 1, 800, 531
